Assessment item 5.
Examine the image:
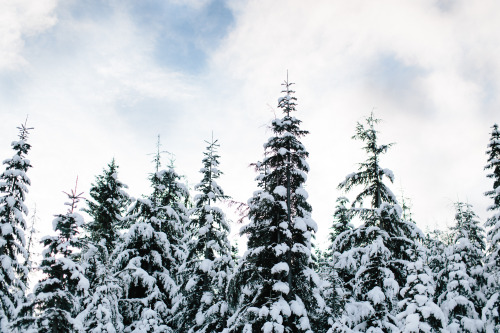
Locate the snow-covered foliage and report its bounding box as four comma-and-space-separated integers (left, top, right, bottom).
330, 113, 425, 332
0, 122, 32, 331
397, 249, 445, 332
32, 185, 89, 332
437, 202, 486, 332
79, 160, 130, 330
83, 158, 130, 254
323, 197, 353, 328
78, 244, 124, 333
483, 123, 500, 332
174, 138, 234, 332
113, 157, 189, 332
228, 79, 324, 332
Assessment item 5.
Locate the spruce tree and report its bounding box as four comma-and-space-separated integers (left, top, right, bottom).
0, 122, 32, 331
228, 79, 324, 332
174, 138, 234, 332
78, 244, 124, 332
396, 242, 445, 332
83, 159, 130, 254
324, 197, 353, 328
437, 202, 485, 333
113, 148, 189, 332
483, 123, 500, 332
329, 113, 423, 332
79, 159, 130, 331
33, 183, 89, 332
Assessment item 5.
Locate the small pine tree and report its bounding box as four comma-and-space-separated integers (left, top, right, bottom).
0, 122, 33, 331
78, 244, 124, 333
396, 244, 446, 332
113, 149, 189, 332
438, 202, 485, 333
228, 78, 324, 332
33, 182, 89, 332
174, 138, 234, 332
324, 197, 353, 327
483, 123, 500, 332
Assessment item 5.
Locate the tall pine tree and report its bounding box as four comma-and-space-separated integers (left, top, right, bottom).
330, 113, 423, 332
228, 78, 324, 333
79, 159, 130, 331
174, 138, 234, 332
0, 122, 32, 331
483, 123, 500, 332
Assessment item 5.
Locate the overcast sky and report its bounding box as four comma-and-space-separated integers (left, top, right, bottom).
1, 0, 498, 249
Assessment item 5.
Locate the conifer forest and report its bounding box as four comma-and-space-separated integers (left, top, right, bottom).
1, 79, 500, 333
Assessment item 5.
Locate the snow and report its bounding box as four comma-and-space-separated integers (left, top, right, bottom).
273, 186, 287, 197
272, 282, 290, 294
367, 286, 385, 305
271, 262, 289, 274
200, 259, 213, 272
295, 187, 308, 199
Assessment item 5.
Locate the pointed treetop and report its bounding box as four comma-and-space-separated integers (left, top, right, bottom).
278, 73, 297, 117
62, 177, 85, 213
148, 135, 171, 172
17, 117, 34, 141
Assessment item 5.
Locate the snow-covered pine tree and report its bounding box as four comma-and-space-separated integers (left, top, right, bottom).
424, 229, 449, 279
396, 240, 446, 332
324, 197, 353, 329
32, 182, 89, 332
113, 146, 189, 332
483, 123, 500, 332
174, 138, 234, 332
0, 122, 32, 331
437, 202, 485, 333
329, 113, 423, 332
84, 158, 130, 254
227, 78, 324, 333
78, 244, 124, 333
79, 159, 130, 332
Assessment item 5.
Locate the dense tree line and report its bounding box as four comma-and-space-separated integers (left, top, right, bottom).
0, 81, 499, 332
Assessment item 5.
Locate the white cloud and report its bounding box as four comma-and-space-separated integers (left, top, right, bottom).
1, 0, 499, 249
204, 0, 500, 244
0, 0, 57, 71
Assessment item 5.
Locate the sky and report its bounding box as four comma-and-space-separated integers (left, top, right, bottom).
0, 0, 499, 252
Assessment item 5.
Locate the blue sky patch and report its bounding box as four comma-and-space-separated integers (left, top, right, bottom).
127, 0, 234, 74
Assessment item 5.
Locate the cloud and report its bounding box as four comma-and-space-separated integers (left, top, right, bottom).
204, 0, 499, 244
1, 0, 499, 249
0, 0, 57, 71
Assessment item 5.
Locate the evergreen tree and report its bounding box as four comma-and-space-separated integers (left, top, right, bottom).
78, 244, 124, 333
32, 183, 89, 332
84, 159, 130, 254
174, 138, 234, 332
79, 159, 130, 331
324, 197, 353, 328
0, 122, 32, 331
396, 243, 445, 332
424, 229, 449, 279
329, 113, 423, 332
113, 149, 189, 332
483, 123, 500, 332
438, 202, 485, 333
228, 79, 324, 332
